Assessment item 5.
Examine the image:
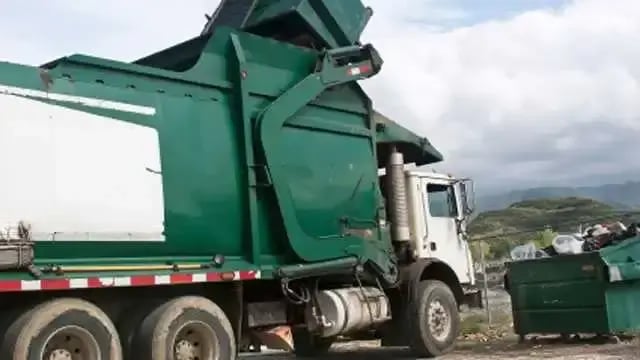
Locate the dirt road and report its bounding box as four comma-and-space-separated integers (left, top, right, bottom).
242, 338, 639, 359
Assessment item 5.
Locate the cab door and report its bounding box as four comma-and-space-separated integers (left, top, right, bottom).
421, 178, 473, 283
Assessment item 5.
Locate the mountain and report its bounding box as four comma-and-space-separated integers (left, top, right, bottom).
468, 197, 624, 261
476, 181, 640, 212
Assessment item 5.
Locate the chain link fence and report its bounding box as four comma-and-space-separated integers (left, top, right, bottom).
470, 240, 510, 328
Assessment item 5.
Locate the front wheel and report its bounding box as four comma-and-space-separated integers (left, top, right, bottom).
408, 280, 460, 357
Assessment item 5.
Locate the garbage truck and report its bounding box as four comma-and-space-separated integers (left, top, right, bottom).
0, 1, 481, 359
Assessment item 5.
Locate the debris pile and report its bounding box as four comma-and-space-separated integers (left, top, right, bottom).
510, 221, 640, 261
461, 327, 512, 342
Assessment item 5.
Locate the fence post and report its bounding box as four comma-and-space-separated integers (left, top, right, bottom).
479, 240, 492, 325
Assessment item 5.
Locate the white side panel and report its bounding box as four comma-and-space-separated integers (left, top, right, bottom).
0, 92, 164, 241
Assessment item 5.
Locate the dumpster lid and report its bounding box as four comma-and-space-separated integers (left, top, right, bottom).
600, 235, 640, 282
374, 110, 443, 167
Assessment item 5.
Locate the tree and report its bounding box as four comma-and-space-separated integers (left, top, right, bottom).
469, 241, 486, 262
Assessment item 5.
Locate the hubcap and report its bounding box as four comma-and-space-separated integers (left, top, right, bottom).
49, 349, 72, 360
42, 326, 101, 360
175, 339, 197, 360
427, 300, 451, 342
172, 321, 218, 360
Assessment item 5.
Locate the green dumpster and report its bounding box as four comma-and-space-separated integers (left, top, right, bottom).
505, 235, 640, 337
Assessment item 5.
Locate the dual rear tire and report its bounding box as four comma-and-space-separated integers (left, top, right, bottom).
131, 296, 236, 360
0, 298, 122, 360
0, 296, 235, 360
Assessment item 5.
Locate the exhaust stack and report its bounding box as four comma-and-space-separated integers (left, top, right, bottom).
387, 147, 410, 243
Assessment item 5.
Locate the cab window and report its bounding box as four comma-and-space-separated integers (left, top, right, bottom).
427, 184, 458, 218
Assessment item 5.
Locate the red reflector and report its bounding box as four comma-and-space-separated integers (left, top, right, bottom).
220, 272, 236, 281
348, 64, 373, 76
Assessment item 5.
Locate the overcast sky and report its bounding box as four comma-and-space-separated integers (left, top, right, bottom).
1, 0, 639, 194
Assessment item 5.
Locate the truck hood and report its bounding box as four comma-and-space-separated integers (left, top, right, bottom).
374, 110, 443, 167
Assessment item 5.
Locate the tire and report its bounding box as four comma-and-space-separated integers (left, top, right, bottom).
0, 297, 123, 360
408, 280, 460, 358
133, 295, 236, 360
292, 327, 334, 358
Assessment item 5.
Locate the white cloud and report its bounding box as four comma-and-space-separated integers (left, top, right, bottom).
0, 0, 217, 65
361, 0, 640, 191
1, 0, 639, 193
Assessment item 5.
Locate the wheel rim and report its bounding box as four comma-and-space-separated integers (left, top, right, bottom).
41, 325, 101, 360
172, 321, 219, 360
427, 299, 451, 343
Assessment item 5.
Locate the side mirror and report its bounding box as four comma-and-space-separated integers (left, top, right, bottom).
460, 179, 475, 216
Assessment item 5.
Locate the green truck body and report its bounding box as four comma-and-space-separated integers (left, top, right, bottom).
0, 1, 475, 359
0, 0, 434, 282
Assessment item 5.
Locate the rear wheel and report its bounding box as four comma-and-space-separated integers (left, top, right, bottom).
408, 280, 460, 358
0, 297, 122, 360
133, 295, 235, 360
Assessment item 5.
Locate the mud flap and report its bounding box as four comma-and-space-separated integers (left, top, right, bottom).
462, 288, 484, 309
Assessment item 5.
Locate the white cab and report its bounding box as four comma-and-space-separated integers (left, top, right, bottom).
406, 170, 475, 286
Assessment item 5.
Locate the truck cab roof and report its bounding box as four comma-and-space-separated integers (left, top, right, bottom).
377, 163, 459, 182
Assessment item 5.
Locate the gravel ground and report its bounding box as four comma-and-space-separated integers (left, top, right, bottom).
241, 338, 640, 360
